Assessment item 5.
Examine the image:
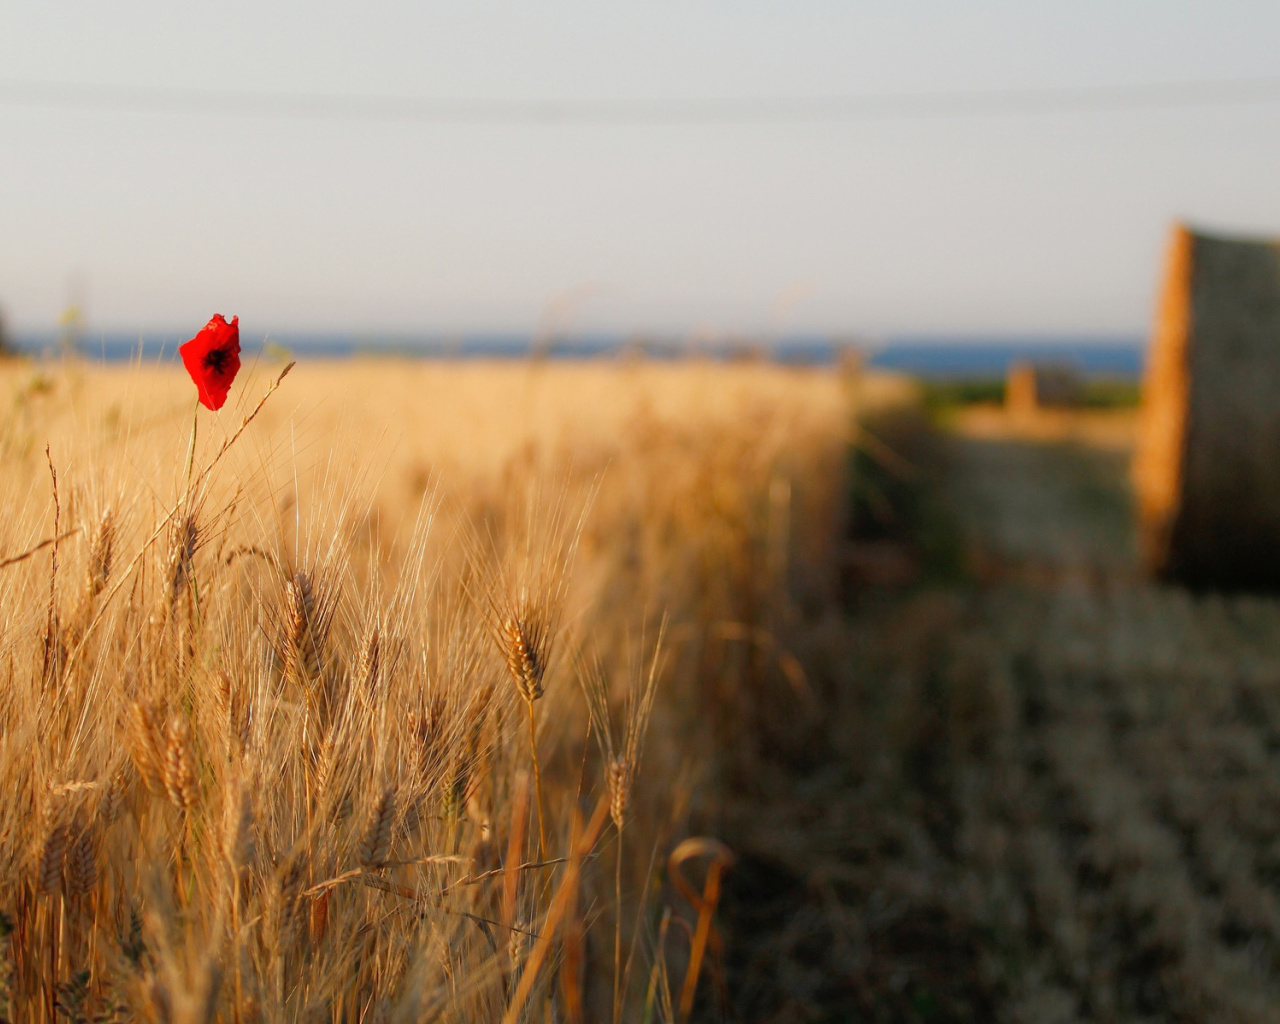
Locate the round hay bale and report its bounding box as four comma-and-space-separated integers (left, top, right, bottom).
1135, 223, 1280, 589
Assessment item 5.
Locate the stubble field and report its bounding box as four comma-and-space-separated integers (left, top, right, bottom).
720, 403, 1280, 1024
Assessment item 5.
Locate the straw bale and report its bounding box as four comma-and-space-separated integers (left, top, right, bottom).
1005, 361, 1083, 414
1135, 223, 1280, 587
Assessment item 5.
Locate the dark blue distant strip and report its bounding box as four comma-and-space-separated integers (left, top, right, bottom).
10, 332, 1146, 378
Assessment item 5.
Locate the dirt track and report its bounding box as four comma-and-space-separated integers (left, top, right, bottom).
720, 411, 1280, 1023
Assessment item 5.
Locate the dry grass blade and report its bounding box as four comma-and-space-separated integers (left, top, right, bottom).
500, 796, 612, 1024
669, 838, 735, 1023
0, 531, 77, 571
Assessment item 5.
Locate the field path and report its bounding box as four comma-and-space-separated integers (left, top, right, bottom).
720, 411, 1280, 1024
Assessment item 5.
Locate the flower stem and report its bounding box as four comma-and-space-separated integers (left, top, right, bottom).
182, 399, 199, 501
181, 400, 203, 627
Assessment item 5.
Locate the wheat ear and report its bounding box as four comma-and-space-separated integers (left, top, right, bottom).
163, 718, 198, 813
36, 798, 67, 896
501, 613, 550, 858
66, 814, 97, 896
358, 786, 396, 869
127, 701, 167, 796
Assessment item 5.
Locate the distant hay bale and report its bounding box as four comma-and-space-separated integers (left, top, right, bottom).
1135, 223, 1280, 588
1005, 361, 1083, 415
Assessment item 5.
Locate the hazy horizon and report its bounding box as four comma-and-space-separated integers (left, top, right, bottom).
6, 325, 1150, 382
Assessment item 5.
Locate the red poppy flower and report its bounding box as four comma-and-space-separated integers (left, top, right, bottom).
180, 314, 241, 411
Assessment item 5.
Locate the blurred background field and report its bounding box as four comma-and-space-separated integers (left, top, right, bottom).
718, 382, 1280, 1023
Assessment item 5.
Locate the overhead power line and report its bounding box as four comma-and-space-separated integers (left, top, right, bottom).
1, 76, 1280, 124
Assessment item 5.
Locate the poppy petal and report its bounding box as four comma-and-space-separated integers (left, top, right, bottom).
180, 314, 241, 411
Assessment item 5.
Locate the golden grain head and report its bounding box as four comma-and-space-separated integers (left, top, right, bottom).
164, 513, 199, 607
358, 786, 396, 869
606, 757, 632, 829
86, 506, 115, 598
284, 570, 326, 688
285, 571, 315, 638
224, 780, 254, 871
214, 669, 233, 715
66, 816, 98, 896
442, 751, 471, 821
163, 717, 199, 812
357, 622, 381, 699
274, 852, 308, 940
102, 765, 130, 824
127, 700, 167, 796
501, 615, 545, 703
36, 800, 68, 896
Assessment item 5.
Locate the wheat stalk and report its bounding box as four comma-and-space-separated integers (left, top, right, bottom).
223, 778, 254, 874
65, 814, 97, 897
284, 572, 323, 689
85, 507, 115, 601
499, 607, 553, 859
163, 718, 199, 813
127, 700, 167, 796
358, 786, 396, 870
501, 614, 547, 704
36, 798, 68, 896
161, 513, 199, 625
578, 622, 666, 1024
356, 622, 381, 701
102, 765, 129, 824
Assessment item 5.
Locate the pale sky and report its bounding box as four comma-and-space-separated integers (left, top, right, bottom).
3, 2, 1280, 339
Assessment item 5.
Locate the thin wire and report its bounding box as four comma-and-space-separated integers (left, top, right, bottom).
1, 76, 1280, 124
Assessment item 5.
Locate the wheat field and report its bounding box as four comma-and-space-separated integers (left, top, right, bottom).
0, 355, 862, 1023
22, 357, 1276, 1024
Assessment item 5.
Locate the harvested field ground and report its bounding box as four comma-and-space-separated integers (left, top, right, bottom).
721, 407, 1280, 1023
